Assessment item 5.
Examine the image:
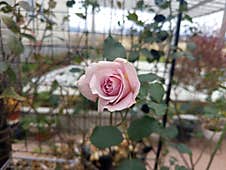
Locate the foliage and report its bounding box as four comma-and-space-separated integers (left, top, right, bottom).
127, 115, 160, 141
103, 35, 126, 61
90, 126, 123, 149
175, 35, 226, 95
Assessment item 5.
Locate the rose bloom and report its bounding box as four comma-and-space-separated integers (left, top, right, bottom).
77, 58, 140, 112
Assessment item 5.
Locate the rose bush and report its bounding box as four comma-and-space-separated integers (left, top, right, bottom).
77, 58, 140, 112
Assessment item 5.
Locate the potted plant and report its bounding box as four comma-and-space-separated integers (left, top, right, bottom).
202, 96, 226, 142
202, 118, 224, 142
172, 114, 199, 142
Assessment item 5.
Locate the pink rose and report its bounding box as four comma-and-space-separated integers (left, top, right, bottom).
77, 58, 140, 112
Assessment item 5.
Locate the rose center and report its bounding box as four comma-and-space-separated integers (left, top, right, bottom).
102, 76, 121, 96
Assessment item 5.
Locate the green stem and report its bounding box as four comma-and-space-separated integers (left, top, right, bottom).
206, 124, 226, 170
110, 112, 113, 125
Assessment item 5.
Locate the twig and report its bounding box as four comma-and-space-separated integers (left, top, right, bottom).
189, 154, 194, 170
116, 109, 129, 127
178, 152, 191, 169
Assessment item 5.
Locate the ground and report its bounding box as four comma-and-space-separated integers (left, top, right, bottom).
11, 137, 226, 170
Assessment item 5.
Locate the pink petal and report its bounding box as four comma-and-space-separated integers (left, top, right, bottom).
98, 98, 109, 112
77, 75, 97, 102
113, 68, 130, 104
114, 58, 140, 99
90, 74, 117, 101
78, 61, 120, 102
105, 92, 136, 112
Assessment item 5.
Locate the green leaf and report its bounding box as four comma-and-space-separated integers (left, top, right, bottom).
149, 83, 165, 103
66, 0, 75, 7
2, 16, 20, 33
75, 13, 86, 19
117, 159, 146, 170
140, 48, 150, 57
126, 12, 144, 26
127, 12, 138, 22
18, 0, 31, 11
128, 115, 159, 141
0, 87, 25, 101
21, 33, 36, 41
154, 14, 166, 22
103, 35, 126, 61
150, 49, 162, 61
69, 67, 81, 73
170, 156, 178, 165
138, 73, 163, 83
184, 52, 194, 60
183, 14, 192, 23
204, 106, 219, 118
160, 126, 178, 139
7, 35, 24, 55
155, 0, 169, 9
143, 34, 155, 44
0, 2, 13, 13
0, 62, 8, 73
175, 165, 188, 170
173, 51, 184, 59
179, 1, 188, 12
22, 63, 38, 72
129, 51, 139, 62
174, 144, 192, 156
138, 82, 150, 99
136, 0, 144, 9
173, 51, 194, 60
186, 42, 196, 51
148, 102, 167, 116
49, 95, 60, 107
90, 126, 123, 149
156, 31, 168, 42
6, 66, 16, 82
51, 80, 59, 92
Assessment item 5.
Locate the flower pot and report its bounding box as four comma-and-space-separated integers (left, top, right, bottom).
202, 126, 223, 143
172, 114, 199, 142
0, 127, 11, 168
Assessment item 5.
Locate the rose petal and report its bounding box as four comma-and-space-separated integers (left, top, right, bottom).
113, 68, 130, 104
105, 92, 136, 112
77, 75, 97, 102
78, 61, 120, 101
98, 98, 109, 112
90, 74, 117, 101
114, 58, 140, 98
102, 75, 121, 95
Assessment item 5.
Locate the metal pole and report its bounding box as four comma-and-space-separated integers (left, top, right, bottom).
154, 0, 184, 169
